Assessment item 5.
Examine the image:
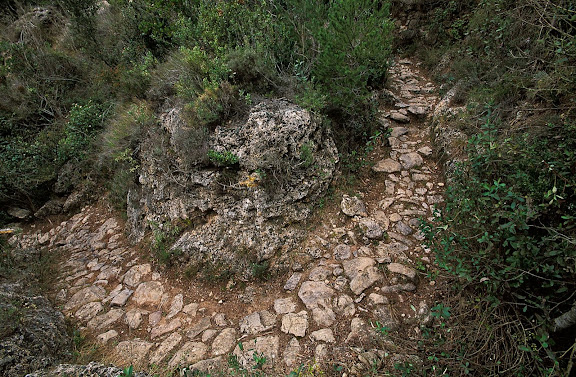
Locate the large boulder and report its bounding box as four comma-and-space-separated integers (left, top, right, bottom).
128, 100, 338, 278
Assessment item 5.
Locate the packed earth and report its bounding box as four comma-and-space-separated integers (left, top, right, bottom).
14, 58, 448, 376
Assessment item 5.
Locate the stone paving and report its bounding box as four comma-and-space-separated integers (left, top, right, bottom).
16, 58, 444, 375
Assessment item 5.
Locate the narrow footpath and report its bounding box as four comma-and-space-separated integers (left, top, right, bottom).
17, 58, 445, 376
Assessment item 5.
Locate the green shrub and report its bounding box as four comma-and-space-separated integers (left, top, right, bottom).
422, 115, 576, 373
313, 0, 393, 113
208, 150, 239, 167
57, 100, 108, 162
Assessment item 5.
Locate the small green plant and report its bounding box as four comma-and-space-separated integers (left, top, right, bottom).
208, 150, 239, 167
120, 365, 134, 377
430, 303, 451, 320
252, 351, 267, 370
372, 320, 391, 336
149, 221, 185, 265
251, 261, 269, 281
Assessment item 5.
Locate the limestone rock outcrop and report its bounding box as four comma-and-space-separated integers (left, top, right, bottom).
128, 100, 338, 278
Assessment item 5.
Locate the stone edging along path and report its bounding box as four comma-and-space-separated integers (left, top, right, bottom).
15, 58, 446, 376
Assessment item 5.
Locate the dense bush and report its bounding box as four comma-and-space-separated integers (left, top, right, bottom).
411, 0, 576, 374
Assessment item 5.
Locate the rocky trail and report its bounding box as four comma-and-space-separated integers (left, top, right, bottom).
15, 58, 446, 376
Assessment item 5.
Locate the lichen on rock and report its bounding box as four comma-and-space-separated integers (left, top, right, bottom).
127, 99, 338, 279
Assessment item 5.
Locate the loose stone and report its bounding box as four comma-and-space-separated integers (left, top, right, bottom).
281, 311, 308, 337
310, 328, 336, 343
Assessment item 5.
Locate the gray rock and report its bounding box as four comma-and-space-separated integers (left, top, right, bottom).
399, 152, 424, 169
342, 257, 376, 280
390, 111, 410, 123
34, 199, 65, 219
87, 308, 124, 330
284, 272, 302, 291
310, 328, 336, 343
169, 342, 208, 368
214, 313, 227, 327
333, 244, 351, 260
150, 332, 183, 364
150, 319, 182, 339
314, 344, 330, 362
132, 281, 164, 307
122, 264, 151, 287
381, 283, 417, 293
274, 297, 297, 314
240, 312, 266, 334
372, 159, 402, 173
202, 329, 218, 343
358, 218, 384, 240
312, 306, 336, 327
190, 357, 224, 374
334, 295, 356, 317
166, 294, 184, 319
298, 281, 335, 309
395, 221, 413, 236
0, 289, 70, 377
96, 330, 118, 344
369, 293, 388, 305
341, 195, 368, 217
115, 340, 154, 366
27, 362, 152, 377
283, 338, 300, 367
308, 266, 331, 281
74, 302, 103, 321
187, 317, 212, 339
346, 318, 371, 344
211, 328, 237, 356
407, 105, 428, 116
7, 207, 31, 219
182, 303, 199, 316
391, 127, 409, 138
233, 336, 279, 369
110, 288, 133, 307
125, 309, 148, 329
281, 311, 308, 337
417, 146, 433, 156
128, 100, 338, 280
388, 263, 417, 280
64, 286, 106, 311
350, 266, 383, 295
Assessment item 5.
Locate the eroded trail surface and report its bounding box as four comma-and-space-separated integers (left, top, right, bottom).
18, 59, 445, 376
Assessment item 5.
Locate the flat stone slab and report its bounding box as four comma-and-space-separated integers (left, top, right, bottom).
132, 281, 164, 307
310, 328, 336, 343
187, 317, 211, 339
281, 311, 308, 337
274, 297, 297, 314
169, 342, 208, 368
64, 286, 106, 311
151, 318, 182, 339
87, 308, 124, 330
75, 302, 103, 321
373, 158, 402, 173
399, 152, 423, 169
150, 332, 183, 364
115, 339, 153, 365
350, 266, 382, 295
342, 257, 376, 280
211, 328, 237, 356
298, 281, 335, 309
387, 263, 417, 280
